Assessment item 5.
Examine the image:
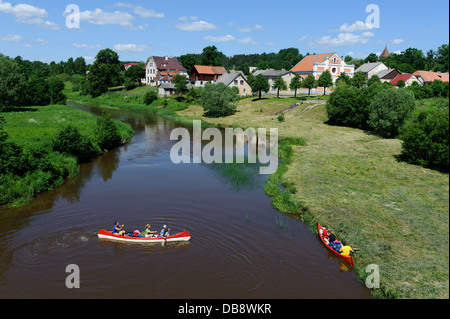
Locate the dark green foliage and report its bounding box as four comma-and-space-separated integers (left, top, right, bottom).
94, 111, 122, 150
47, 77, 67, 105
251, 74, 270, 99
273, 75, 287, 98
400, 105, 449, 173
144, 90, 158, 105
318, 70, 333, 95
367, 88, 416, 138
302, 74, 317, 96
326, 85, 366, 128
53, 125, 97, 162
86, 49, 123, 97
200, 82, 240, 117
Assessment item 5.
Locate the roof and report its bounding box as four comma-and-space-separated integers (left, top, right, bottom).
355, 62, 385, 73
413, 70, 449, 83
193, 65, 226, 75
152, 56, 187, 72
253, 69, 293, 78
379, 47, 390, 58
291, 53, 335, 73
216, 70, 247, 86
158, 83, 175, 89
376, 68, 397, 79
391, 74, 414, 86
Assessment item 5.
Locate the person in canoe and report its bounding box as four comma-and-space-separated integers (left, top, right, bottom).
340, 241, 355, 256
143, 224, 158, 238
159, 225, 171, 238
113, 221, 126, 236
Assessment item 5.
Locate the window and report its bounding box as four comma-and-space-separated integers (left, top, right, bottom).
240, 80, 244, 85
332, 67, 337, 74
234, 80, 238, 85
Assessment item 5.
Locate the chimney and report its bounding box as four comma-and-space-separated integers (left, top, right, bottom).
165, 56, 169, 61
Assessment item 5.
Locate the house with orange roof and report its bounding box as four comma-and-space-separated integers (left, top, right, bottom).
291, 52, 355, 83
189, 65, 227, 87
413, 70, 449, 85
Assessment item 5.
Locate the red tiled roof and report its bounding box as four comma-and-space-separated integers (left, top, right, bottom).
193, 65, 227, 75
391, 74, 413, 86
152, 56, 186, 72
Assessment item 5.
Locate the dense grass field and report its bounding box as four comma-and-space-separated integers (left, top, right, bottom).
178, 97, 449, 299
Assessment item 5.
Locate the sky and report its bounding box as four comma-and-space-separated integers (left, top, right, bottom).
0, 0, 448, 64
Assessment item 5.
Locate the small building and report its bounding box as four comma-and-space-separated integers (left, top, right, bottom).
375, 68, 402, 83
291, 52, 355, 83
144, 56, 188, 86
391, 74, 420, 87
216, 70, 252, 96
158, 83, 175, 97
379, 46, 390, 59
355, 62, 389, 79
253, 69, 296, 95
189, 65, 227, 87
413, 70, 449, 85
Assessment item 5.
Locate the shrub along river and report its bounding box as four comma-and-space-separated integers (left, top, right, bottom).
0, 104, 372, 299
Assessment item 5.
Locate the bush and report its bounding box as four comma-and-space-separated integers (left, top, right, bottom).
326, 85, 365, 128
400, 106, 449, 173
94, 111, 122, 150
144, 90, 158, 105
53, 125, 97, 162
200, 82, 240, 117
367, 88, 416, 138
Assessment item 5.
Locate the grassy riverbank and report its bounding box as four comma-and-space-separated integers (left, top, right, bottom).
178, 98, 449, 299
66, 89, 449, 299
1, 104, 133, 207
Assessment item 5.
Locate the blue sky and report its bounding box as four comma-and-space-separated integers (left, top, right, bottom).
0, 0, 448, 63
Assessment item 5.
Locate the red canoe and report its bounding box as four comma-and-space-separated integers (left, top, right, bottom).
98, 229, 191, 244
318, 223, 354, 267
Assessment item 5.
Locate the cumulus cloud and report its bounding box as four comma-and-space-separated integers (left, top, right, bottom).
176, 20, 219, 32
238, 37, 259, 45
391, 38, 405, 45
338, 21, 376, 32
1, 34, 23, 42
74, 43, 102, 49
313, 32, 374, 47
0, 0, 59, 29
238, 24, 264, 32
113, 43, 151, 52
114, 2, 164, 18
77, 9, 135, 28
203, 34, 235, 42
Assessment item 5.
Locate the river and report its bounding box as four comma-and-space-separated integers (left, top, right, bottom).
0, 104, 373, 299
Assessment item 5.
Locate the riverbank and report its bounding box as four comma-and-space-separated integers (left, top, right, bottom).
65, 89, 448, 299
0, 105, 133, 207
177, 98, 449, 299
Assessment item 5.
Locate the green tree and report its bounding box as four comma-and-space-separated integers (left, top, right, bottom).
87, 49, 123, 97
201, 46, 223, 66
290, 75, 302, 98
367, 75, 381, 87
396, 79, 406, 88
46, 77, 67, 105
251, 74, 270, 99
53, 125, 96, 162
95, 111, 122, 150
178, 54, 198, 75
173, 74, 188, 97
302, 74, 317, 96
200, 82, 240, 117
0, 56, 26, 110
318, 70, 333, 95
367, 88, 416, 138
125, 64, 145, 87
272, 75, 287, 98
351, 71, 367, 89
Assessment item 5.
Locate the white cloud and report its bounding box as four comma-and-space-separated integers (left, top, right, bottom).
203, 34, 235, 42
176, 20, 218, 32
0, 0, 59, 29
74, 43, 102, 49
35, 38, 49, 45
313, 32, 374, 47
76, 9, 135, 28
338, 21, 376, 32
114, 2, 164, 18
113, 43, 151, 52
391, 38, 405, 45
1, 34, 23, 42
178, 16, 198, 21
238, 24, 264, 32
238, 37, 259, 45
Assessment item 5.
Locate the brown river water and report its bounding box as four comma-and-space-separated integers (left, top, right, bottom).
0, 104, 373, 299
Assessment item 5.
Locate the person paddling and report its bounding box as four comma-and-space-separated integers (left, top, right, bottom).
160, 225, 170, 238
113, 221, 126, 236
340, 241, 355, 256
144, 224, 158, 238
